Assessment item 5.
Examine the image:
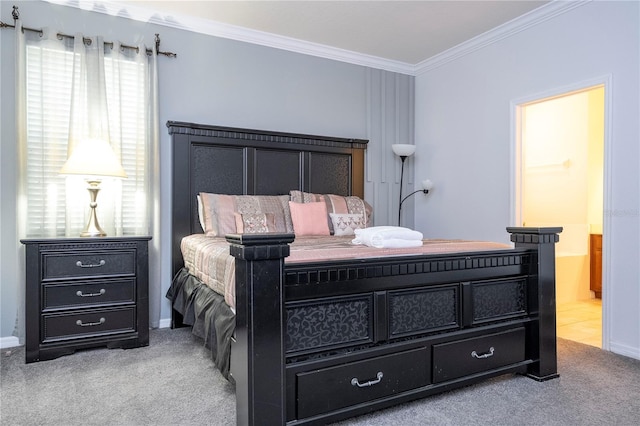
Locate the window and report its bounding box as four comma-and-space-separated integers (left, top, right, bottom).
23, 35, 149, 237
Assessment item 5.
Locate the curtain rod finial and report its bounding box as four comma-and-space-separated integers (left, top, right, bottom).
12, 5, 19, 21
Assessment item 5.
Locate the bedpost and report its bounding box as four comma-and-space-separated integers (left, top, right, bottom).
507, 226, 563, 381
226, 233, 295, 426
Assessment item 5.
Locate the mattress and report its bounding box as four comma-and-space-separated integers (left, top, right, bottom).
180, 234, 511, 311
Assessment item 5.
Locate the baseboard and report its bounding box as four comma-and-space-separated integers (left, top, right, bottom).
609, 341, 640, 361
158, 318, 172, 329
0, 336, 20, 349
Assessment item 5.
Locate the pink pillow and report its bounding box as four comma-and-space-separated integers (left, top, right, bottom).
288, 201, 330, 236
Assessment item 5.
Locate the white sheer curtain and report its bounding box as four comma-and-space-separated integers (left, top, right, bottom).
148, 41, 162, 328
14, 16, 27, 343
65, 34, 119, 235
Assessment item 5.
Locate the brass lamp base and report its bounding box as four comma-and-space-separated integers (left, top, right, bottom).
80, 180, 107, 237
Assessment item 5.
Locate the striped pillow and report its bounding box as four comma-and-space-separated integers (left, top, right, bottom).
200, 193, 293, 237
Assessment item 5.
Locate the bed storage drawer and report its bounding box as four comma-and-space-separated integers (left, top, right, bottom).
296, 347, 429, 419
432, 327, 525, 383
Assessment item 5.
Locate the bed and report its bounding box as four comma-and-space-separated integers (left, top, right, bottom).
167, 121, 562, 425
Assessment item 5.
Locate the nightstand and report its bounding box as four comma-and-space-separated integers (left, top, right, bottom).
20, 236, 151, 363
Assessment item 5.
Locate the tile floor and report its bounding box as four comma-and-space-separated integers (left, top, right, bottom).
556, 298, 602, 348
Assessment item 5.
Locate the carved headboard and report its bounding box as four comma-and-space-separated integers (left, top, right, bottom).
168, 121, 368, 276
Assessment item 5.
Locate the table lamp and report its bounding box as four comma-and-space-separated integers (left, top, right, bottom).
59, 138, 127, 237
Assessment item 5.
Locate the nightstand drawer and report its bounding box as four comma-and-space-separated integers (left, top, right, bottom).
432, 328, 525, 383
42, 250, 135, 280
43, 279, 135, 310
42, 307, 136, 342
296, 347, 429, 419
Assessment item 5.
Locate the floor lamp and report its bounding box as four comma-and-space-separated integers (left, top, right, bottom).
392, 144, 433, 226
392, 144, 416, 226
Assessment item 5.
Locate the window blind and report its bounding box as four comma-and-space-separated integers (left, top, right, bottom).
24, 40, 149, 237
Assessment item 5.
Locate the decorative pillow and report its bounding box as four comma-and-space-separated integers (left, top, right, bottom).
234, 212, 276, 234
289, 190, 373, 233
288, 201, 331, 236
329, 213, 366, 236
200, 193, 293, 237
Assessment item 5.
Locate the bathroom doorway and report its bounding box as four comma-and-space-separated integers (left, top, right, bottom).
515, 84, 605, 348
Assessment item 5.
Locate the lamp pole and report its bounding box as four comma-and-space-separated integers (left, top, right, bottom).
398, 155, 407, 226
392, 144, 417, 227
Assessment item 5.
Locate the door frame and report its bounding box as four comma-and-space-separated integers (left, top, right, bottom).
510, 74, 613, 350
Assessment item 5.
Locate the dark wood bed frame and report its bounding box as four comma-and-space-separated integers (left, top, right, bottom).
169, 121, 561, 425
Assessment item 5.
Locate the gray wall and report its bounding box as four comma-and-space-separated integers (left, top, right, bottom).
0, 0, 413, 341
414, 1, 639, 358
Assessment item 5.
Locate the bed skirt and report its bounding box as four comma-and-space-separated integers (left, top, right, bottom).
166, 268, 235, 379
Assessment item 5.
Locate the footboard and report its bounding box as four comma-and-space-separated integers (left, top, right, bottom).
227, 227, 561, 425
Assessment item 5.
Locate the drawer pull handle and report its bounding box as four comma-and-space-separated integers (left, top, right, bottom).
76, 289, 106, 297
76, 260, 106, 268
351, 372, 383, 388
76, 317, 106, 327
471, 347, 495, 359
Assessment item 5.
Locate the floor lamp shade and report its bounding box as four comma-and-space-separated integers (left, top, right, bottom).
60, 138, 127, 237
391, 144, 416, 158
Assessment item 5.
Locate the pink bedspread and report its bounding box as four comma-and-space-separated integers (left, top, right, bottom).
286, 235, 510, 263
181, 234, 511, 310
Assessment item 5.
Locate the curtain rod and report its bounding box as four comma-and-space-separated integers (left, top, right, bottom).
0, 5, 176, 58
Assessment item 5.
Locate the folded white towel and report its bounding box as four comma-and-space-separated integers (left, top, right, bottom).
366, 238, 424, 249
352, 226, 424, 248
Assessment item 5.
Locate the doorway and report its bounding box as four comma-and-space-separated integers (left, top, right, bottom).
515, 84, 605, 348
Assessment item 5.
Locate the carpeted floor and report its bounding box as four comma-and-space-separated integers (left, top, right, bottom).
1, 328, 639, 425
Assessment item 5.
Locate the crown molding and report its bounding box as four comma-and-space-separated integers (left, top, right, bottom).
179, 17, 416, 75
42, 0, 416, 75
413, 0, 590, 75
43, 0, 589, 77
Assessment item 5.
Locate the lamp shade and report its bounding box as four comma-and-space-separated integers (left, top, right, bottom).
422, 179, 434, 191
60, 138, 127, 179
391, 144, 416, 157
